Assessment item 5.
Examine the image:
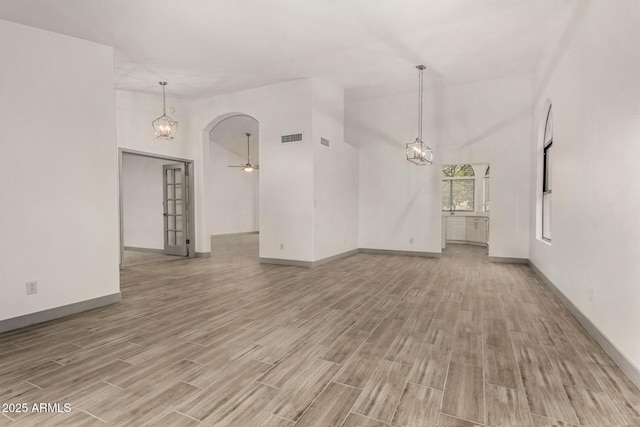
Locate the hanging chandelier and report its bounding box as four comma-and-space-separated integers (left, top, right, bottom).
406, 65, 433, 165
152, 81, 178, 140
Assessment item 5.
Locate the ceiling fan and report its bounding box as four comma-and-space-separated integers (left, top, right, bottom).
228, 132, 258, 172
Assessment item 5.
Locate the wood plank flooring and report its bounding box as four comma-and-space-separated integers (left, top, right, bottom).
1, 236, 639, 426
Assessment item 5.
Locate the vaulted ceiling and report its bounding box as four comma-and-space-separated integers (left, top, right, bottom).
0, 0, 577, 100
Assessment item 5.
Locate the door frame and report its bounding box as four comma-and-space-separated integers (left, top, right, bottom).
440, 162, 491, 253
118, 148, 196, 269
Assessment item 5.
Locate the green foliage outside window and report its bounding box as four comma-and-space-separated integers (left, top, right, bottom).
442, 164, 475, 211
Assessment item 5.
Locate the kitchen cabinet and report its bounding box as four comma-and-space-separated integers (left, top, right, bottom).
444, 215, 488, 246
466, 217, 488, 244
446, 217, 467, 241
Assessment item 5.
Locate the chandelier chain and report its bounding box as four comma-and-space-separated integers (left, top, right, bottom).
417, 66, 423, 143
162, 83, 167, 115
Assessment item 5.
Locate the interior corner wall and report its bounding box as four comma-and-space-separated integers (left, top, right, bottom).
122, 154, 168, 250
529, 0, 640, 371
312, 79, 359, 261
0, 19, 119, 321
189, 79, 315, 260
347, 92, 442, 254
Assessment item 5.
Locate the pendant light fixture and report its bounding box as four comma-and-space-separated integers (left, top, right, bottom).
152, 81, 178, 140
406, 65, 433, 165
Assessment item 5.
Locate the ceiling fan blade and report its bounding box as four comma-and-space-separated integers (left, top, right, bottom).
227, 165, 244, 168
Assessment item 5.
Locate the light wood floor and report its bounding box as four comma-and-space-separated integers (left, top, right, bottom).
1, 236, 639, 426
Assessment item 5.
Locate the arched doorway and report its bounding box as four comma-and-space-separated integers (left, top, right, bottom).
202, 113, 259, 257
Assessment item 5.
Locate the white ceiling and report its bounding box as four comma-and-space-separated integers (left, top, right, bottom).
0, 0, 577, 100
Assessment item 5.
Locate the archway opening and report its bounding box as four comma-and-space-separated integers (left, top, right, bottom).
205, 113, 259, 259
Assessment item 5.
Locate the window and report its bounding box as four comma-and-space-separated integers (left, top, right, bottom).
442, 164, 475, 211
483, 166, 490, 212
542, 105, 552, 241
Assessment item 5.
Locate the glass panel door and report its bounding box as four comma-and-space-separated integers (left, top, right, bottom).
163, 163, 188, 256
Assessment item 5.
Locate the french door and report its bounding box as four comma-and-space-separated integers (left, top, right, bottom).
163, 163, 188, 256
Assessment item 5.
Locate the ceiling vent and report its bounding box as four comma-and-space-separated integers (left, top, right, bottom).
281, 133, 303, 144
320, 137, 330, 147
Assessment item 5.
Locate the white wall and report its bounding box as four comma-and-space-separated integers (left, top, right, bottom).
0, 20, 119, 321
347, 91, 442, 254
529, 0, 640, 371
208, 141, 259, 235
122, 154, 168, 250
189, 79, 315, 260
312, 79, 359, 260
347, 74, 531, 257
119, 78, 358, 262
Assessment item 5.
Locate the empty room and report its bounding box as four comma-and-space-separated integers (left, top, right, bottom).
1, 0, 639, 425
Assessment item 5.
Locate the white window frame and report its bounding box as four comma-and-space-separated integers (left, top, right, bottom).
542, 105, 552, 242
483, 166, 490, 213
442, 165, 475, 212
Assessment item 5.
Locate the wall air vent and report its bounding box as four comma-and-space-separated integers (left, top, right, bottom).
320, 137, 330, 147
281, 133, 303, 144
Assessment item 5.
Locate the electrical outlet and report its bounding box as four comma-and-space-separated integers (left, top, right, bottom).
26, 281, 38, 295
588, 288, 594, 302
280, 243, 284, 250
410, 238, 414, 244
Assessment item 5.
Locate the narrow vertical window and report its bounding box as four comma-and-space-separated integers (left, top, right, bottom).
483, 166, 490, 213
542, 105, 552, 241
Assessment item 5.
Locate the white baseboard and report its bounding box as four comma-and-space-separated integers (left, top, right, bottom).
259, 258, 312, 267
124, 246, 164, 254
360, 248, 442, 258
488, 256, 528, 264
211, 231, 259, 237
0, 293, 121, 333
260, 247, 441, 269
311, 249, 360, 267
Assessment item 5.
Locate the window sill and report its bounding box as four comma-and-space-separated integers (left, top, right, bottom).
538, 237, 552, 246
442, 212, 489, 217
